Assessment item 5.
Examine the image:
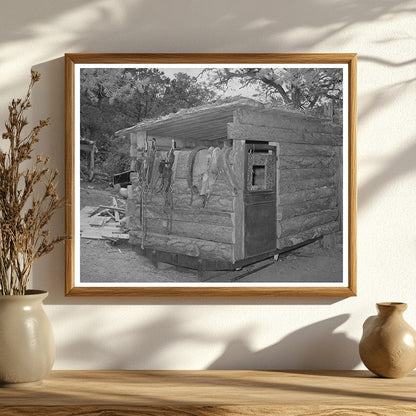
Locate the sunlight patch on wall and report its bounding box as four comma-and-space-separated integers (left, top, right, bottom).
241, 18, 275, 31
0, 0, 141, 100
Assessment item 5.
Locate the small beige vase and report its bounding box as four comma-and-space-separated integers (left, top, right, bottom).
0, 290, 55, 387
359, 302, 416, 378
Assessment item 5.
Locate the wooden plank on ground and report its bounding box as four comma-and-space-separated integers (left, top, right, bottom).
98, 205, 126, 213
80, 206, 125, 240
89, 216, 107, 227
101, 232, 129, 240
112, 197, 120, 222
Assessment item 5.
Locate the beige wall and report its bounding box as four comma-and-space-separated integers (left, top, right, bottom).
0, 0, 415, 370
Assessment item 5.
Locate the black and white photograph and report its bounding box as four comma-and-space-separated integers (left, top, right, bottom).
65, 54, 356, 296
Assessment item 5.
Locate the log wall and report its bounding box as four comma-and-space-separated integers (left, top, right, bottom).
275, 130, 342, 249
229, 106, 343, 250
128, 148, 236, 262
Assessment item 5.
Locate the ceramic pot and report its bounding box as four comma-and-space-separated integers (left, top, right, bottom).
0, 290, 55, 387
359, 302, 416, 378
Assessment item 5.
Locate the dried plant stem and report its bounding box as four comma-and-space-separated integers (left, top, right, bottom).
0, 71, 66, 295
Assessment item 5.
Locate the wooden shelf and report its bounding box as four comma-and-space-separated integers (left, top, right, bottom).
1, 370, 415, 415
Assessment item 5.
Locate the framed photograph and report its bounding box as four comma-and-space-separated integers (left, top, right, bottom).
65, 53, 356, 296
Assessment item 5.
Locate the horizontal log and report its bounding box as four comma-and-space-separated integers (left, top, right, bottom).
228, 122, 300, 143
144, 205, 233, 227
310, 132, 343, 145
279, 143, 337, 157
234, 107, 343, 136
129, 231, 233, 262
226, 124, 342, 145
277, 221, 340, 249
279, 168, 335, 181
279, 155, 335, 170
146, 219, 233, 244
176, 193, 233, 212
278, 197, 337, 220
276, 209, 339, 238
279, 176, 336, 194
144, 192, 234, 213
172, 178, 232, 196
279, 187, 336, 206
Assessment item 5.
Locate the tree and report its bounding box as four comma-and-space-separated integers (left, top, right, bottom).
208, 67, 343, 110
80, 68, 217, 174
162, 72, 216, 113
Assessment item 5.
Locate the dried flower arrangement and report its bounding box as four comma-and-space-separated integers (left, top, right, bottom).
0, 71, 65, 295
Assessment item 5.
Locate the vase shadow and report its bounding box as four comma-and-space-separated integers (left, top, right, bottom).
208, 314, 360, 371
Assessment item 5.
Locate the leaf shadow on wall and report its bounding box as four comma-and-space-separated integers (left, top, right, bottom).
53, 310, 220, 369
0, 0, 414, 97
53, 308, 359, 370
1, 0, 413, 53
356, 55, 416, 210
207, 314, 360, 370
358, 139, 416, 210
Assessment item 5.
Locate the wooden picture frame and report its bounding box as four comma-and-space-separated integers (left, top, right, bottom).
65, 53, 356, 296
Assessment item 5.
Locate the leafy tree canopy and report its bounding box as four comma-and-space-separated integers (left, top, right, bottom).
80, 68, 216, 174
207, 67, 343, 110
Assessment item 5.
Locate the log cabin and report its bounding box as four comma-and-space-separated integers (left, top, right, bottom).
115, 98, 343, 275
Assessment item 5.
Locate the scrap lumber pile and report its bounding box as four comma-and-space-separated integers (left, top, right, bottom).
80, 197, 129, 242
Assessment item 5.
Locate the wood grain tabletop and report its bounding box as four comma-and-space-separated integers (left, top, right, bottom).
1, 370, 415, 415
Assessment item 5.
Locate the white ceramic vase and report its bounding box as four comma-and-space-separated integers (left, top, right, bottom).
0, 290, 55, 387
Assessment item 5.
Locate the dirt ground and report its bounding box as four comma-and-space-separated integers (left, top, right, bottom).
80, 182, 343, 284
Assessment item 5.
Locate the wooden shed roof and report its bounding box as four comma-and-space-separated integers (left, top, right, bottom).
115, 98, 264, 141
